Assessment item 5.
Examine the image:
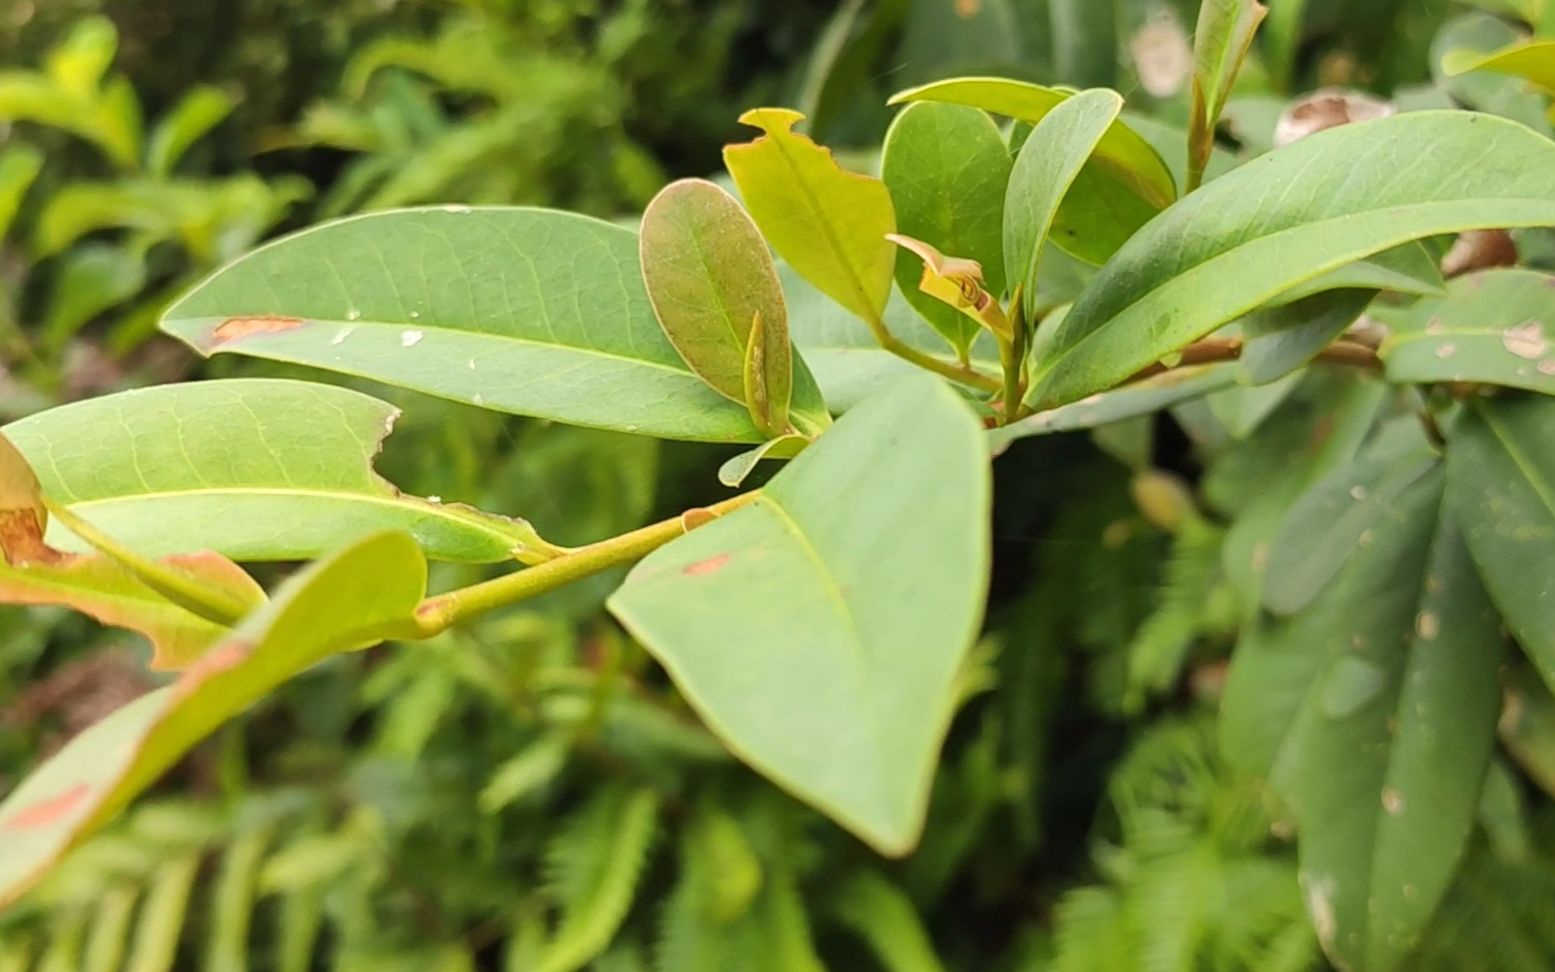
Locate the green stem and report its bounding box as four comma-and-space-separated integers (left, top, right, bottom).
408, 492, 762, 637
863, 311, 1000, 394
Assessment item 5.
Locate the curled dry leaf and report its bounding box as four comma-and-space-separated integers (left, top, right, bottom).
1131, 10, 1193, 98
1272, 89, 1396, 148
1441, 229, 1518, 278
886, 234, 1011, 339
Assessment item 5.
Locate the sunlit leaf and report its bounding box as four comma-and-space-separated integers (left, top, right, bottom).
1381, 268, 1555, 394
0, 530, 426, 908
161, 207, 805, 442
2, 379, 545, 563
723, 108, 896, 327
609, 374, 989, 854
1028, 112, 1555, 409
881, 102, 1010, 353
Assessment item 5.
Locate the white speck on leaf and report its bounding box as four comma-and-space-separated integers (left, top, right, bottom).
443, 204, 472, 214
409, 310, 421, 319
1503, 320, 1548, 359
331, 326, 354, 346
1382, 787, 1405, 815
1416, 611, 1440, 640
401, 330, 424, 347
427, 495, 441, 504
1540, 359, 1555, 376
1435, 343, 1457, 360
472, 393, 484, 405
1302, 874, 1338, 950
467, 358, 477, 370
346, 308, 362, 322
1349, 485, 1367, 500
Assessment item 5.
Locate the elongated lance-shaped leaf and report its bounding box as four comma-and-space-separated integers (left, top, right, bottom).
639, 179, 798, 436
1239, 289, 1375, 386
723, 108, 896, 328
881, 102, 1011, 354
1, 379, 548, 564
0, 430, 263, 670
1004, 89, 1123, 321
889, 76, 1175, 209
1442, 39, 1555, 95
160, 208, 822, 443
609, 374, 990, 855
1380, 268, 1555, 394
0, 531, 427, 908
1283, 479, 1503, 972
1029, 111, 1555, 409
1447, 395, 1555, 692
990, 364, 1236, 454
1189, 0, 1268, 190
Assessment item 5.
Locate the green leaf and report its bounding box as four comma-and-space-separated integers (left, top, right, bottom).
829, 871, 946, 972
639, 179, 806, 436
1432, 14, 1554, 135
718, 434, 809, 489
881, 102, 1011, 353
1028, 111, 1555, 409
44, 17, 117, 101
723, 108, 896, 326
1446, 395, 1555, 691
1004, 89, 1124, 319
1263, 420, 1439, 615
1189, 0, 1269, 190
1381, 269, 1555, 394
1278, 240, 1445, 305
1, 379, 545, 563
1239, 289, 1375, 386
889, 77, 1175, 263
146, 86, 234, 178
609, 374, 990, 854
0, 530, 427, 909
40, 243, 146, 355
1443, 39, 1555, 95
161, 208, 793, 443
0, 144, 43, 242
1284, 492, 1503, 972
1264, 0, 1311, 89
889, 77, 1175, 209
990, 364, 1236, 454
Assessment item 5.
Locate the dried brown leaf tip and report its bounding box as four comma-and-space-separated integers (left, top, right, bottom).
1273, 89, 1395, 147
212, 315, 306, 345
0, 433, 57, 565
1441, 230, 1518, 278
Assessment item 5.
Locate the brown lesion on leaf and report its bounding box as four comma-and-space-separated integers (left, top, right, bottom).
2, 782, 92, 830
212, 315, 306, 345
683, 552, 731, 576
0, 508, 62, 565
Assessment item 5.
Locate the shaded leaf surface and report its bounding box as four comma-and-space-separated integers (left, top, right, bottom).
609, 375, 989, 854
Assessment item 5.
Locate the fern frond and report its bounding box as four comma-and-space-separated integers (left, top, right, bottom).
1125, 519, 1227, 710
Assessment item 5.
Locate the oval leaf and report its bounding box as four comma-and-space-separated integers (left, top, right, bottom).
608, 374, 990, 855
881, 102, 1011, 353
160, 207, 792, 443
1029, 111, 1555, 409
1004, 88, 1124, 319
1381, 268, 1555, 394
2, 379, 544, 563
0, 531, 427, 909
639, 179, 797, 435
723, 108, 896, 327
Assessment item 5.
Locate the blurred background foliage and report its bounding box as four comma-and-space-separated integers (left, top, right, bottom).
1, 1, 1554, 969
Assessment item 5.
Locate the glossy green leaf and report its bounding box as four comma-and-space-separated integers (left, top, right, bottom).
723, 108, 896, 326
989, 364, 1235, 455
1446, 395, 1555, 690
161, 207, 797, 443
1381, 269, 1555, 394
1263, 420, 1439, 615
1, 379, 544, 563
1028, 111, 1555, 409
891, 78, 1173, 264
881, 102, 1011, 353
1004, 89, 1123, 319
1443, 39, 1555, 94
0, 530, 427, 909
609, 374, 990, 855
146, 86, 235, 177
1239, 289, 1374, 386
889, 77, 1175, 209
1285, 490, 1502, 972
1189, 0, 1269, 189
639, 179, 803, 435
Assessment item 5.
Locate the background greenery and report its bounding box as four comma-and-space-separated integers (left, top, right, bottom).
1, 1, 1553, 969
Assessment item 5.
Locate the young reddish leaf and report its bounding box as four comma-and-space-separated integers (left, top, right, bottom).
0, 531, 426, 909
886, 234, 1011, 339
639, 179, 804, 436
723, 108, 896, 327
1188, 0, 1269, 189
